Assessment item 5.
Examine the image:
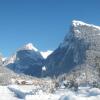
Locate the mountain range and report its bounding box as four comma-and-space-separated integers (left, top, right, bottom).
2, 20, 100, 78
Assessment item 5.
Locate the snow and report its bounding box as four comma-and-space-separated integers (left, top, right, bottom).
3, 54, 16, 66
0, 86, 19, 100
42, 66, 46, 71
0, 85, 100, 100
21, 43, 38, 51
72, 20, 100, 30
2, 57, 7, 61
57, 87, 100, 100
40, 50, 53, 59
25, 94, 60, 100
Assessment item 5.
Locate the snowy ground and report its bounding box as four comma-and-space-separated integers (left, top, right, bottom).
0, 86, 20, 100
0, 85, 100, 100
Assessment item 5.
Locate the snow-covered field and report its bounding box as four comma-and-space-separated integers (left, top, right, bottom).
0, 85, 100, 100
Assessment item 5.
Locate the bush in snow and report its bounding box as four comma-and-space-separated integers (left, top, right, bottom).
63, 80, 78, 91
92, 81, 100, 88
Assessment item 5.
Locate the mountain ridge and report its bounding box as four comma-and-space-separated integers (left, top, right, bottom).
2, 20, 100, 78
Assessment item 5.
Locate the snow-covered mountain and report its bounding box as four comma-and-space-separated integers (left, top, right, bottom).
19, 43, 38, 51
3, 20, 100, 79
45, 20, 100, 77
4, 43, 44, 77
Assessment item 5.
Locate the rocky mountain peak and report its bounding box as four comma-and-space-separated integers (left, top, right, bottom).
45, 20, 100, 77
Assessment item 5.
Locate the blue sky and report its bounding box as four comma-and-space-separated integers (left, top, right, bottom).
0, 0, 100, 57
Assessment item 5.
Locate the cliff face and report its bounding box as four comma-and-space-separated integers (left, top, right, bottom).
45, 20, 100, 77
